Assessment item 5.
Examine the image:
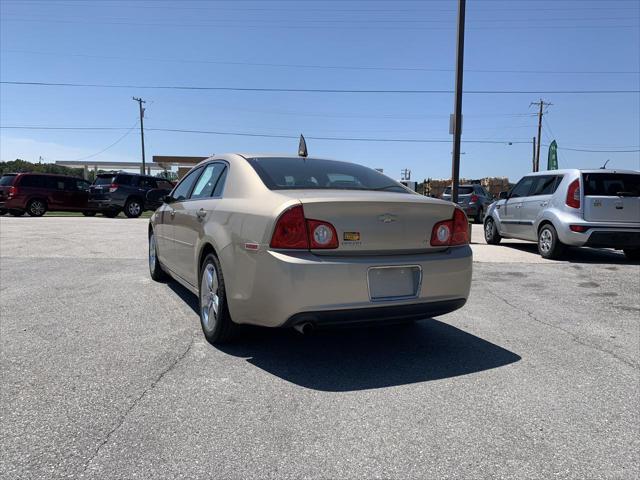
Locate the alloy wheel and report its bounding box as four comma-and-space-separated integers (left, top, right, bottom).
128, 202, 141, 216
149, 233, 157, 274
200, 263, 220, 331
539, 228, 553, 254
30, 201, 45, 216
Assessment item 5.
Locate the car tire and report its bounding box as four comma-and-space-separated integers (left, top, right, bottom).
623, 248, 640, 261
9, 209, 25, 216
148, 230, 168, 281
0, 208, 7, 216
484, 217, 502, 245
538, 223, 565, 260
102, 209, 120, 218
124, 198, 143, 218
199, 253, 239, 345
26, 199, 47, 217
82, 211, 97, 217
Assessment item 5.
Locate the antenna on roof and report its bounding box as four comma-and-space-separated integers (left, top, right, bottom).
600, 159, 610, 169
298, 134, 308, 158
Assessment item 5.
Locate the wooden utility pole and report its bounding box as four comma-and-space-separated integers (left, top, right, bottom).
450, 0, 466, 203
133, 97, 146, 174
530, 99, 551, 172
532, 137, 536, 172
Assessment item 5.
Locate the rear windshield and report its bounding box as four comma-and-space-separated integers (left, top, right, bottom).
443, 186, 474, 195
583, 173, 640, 197
247, 157, 409, 193
94, 175, 116, 186
0, 175, 17, 186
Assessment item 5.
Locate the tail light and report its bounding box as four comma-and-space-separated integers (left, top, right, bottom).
431, 208, 469, 247
566, 179, 580, 209
7, 186, 17, 199
470, 194, 479, 203
270, 204, 338, 250
570, 225, 588, 233
108, 183, 119, 193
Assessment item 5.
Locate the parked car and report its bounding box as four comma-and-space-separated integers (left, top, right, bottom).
149, 154, 472, 344
441, 184, 494, 223
89, 172, 174, 218
484, 169, 640, 260
0, 172, 95, 217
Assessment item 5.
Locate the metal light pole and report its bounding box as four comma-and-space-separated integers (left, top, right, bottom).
450, 0, 466, 204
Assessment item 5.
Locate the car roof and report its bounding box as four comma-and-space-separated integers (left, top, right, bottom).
526, 168, 639, 176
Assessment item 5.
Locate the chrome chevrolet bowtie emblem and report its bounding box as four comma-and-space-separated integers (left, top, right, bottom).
378, 214, 397, 223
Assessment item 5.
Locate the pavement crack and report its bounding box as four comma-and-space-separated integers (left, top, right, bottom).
486, 288, 638, 370
80, 333, 196, 475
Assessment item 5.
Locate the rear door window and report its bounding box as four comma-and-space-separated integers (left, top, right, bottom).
530, 176, 558, 196
115, 174, 136, 186
583, 173, 640, 197
138, 177, 157, 189
190, 163, 226, 199
510, 177, 535, 198
46, 177, 66, 190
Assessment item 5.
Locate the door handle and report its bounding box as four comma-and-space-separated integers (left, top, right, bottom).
197, 208, 207, 220
515, 204, 522, 208
540, 202, 548, 207
169, 208, 175, 217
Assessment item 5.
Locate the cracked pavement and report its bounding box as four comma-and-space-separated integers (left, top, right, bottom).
1, 218, 639, 479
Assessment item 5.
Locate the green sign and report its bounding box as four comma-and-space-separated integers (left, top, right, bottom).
547, 140, 558, 170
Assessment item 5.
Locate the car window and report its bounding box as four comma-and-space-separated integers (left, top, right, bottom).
0, 175, 16, 186
510, 177, 535, 198
171, 167, 203, 202
20, 175, 47, 188
138, 177, 157, 189
77, 180, 91, 190
529, 175, 557, 196
156, 180, 174, 190
443, 186, 474, 195
248, 157, 408, 193
212, 166, 228, 197
119, 174, 138, 186
190, 163, 226, 199
582, 173, 640, 197
46, 177, 66, 190
94, 175, 116, 186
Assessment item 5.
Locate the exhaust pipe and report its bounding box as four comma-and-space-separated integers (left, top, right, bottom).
293, 322, 314, 335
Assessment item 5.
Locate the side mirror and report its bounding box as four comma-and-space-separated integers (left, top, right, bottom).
499, 191, 509, 200
162, 195, 174, 204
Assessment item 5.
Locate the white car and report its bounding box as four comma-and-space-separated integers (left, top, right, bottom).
484, 169, 640, 260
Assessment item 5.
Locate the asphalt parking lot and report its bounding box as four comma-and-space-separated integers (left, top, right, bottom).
1, 217, 638, 479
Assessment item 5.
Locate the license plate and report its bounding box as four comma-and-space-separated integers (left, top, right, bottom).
367, 266, 422, 301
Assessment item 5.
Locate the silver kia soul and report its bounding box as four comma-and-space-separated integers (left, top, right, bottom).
483, 169, 640, 260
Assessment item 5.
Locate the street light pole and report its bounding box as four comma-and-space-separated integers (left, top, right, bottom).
450, 0, 466, 204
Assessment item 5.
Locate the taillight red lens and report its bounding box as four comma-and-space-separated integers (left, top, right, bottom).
270, 205, 339, 250
431, 208, 469, 247
270, 205, 309, 249
108, 183, 119, 193
7, 186, 17, 198
570, 225, 588, 233
566, 179, 580, 209
307, 220, 338, 249
470, 194, 479, 203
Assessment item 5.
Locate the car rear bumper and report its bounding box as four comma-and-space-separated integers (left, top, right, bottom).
0, 199, 24, 210
226, 245, 473, 328
557, 223, 640, 248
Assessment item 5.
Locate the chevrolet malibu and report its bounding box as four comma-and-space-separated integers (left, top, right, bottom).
149, 154, 472, 344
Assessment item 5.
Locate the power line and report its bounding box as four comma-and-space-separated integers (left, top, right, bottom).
2, 81, 638, 95
56, 121, 138, 161
3, 49, 637, 75
2, 124, 638, 152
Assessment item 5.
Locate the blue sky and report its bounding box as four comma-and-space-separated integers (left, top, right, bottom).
1, 0, 639, 182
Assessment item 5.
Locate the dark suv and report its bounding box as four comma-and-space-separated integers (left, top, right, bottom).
0, 173, 94, 217
442, 184, 495, 223
89, 172, 174, 218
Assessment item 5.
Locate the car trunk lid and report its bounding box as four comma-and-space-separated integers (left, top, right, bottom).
284, 191, 456, 254
582, 172, 640, 223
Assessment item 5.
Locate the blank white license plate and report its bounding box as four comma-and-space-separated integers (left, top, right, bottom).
367, 266, 421, 301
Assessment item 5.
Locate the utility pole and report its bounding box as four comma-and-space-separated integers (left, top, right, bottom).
532, 137, 536, 172
133, 97, 146, 174
530, 99, 551, 172
450, 0, 466, 203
